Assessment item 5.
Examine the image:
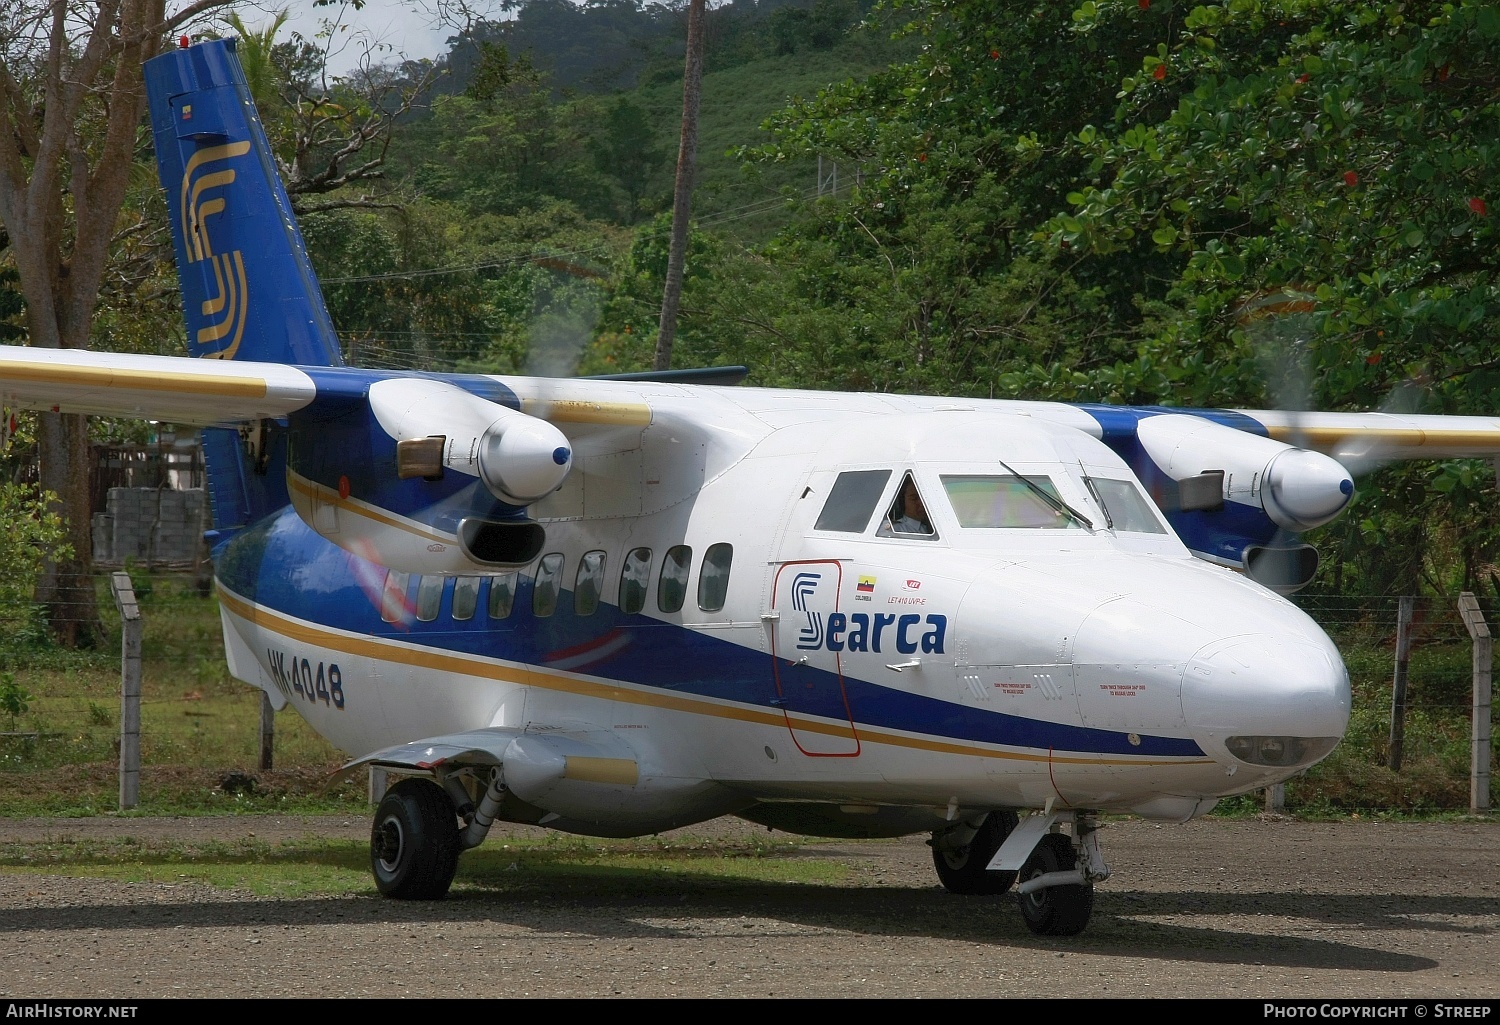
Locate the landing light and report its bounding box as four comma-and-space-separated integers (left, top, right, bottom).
1224, 735, 1339, 767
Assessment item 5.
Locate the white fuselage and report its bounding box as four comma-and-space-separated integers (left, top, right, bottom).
219, 379, 1351, 835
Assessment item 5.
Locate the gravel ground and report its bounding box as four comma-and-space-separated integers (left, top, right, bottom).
0, 815, 1496, 999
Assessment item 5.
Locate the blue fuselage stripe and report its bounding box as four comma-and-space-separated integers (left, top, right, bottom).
219, 506, 1206, 759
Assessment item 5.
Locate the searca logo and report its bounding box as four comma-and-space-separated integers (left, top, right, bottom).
818, 612, 947, 654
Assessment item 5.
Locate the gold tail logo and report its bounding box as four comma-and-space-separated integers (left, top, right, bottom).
180, 141, 252, 359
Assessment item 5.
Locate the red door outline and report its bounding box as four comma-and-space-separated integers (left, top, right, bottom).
771, 559, 861, 757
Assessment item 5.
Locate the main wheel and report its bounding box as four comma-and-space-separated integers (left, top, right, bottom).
1016, 832, 1094, 936
370, 778, 461, 900
932, 810, 1019, 895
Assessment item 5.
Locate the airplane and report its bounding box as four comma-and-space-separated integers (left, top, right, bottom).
6, 37, 1500, 936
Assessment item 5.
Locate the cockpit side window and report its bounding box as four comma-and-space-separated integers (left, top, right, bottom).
1085, 477, 1168, 534
815, 469, 892, 532
877, 473, 938, 540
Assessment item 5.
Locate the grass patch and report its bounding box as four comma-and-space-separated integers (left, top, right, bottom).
0, 833, 843, 899
0, 764, 367, 817
0, 573, 356, 816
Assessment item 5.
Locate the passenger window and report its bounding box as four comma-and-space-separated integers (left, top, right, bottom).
380, 570, 409, 624
452, 576, 480, 621
941, 474, 1081, 529
533, 553, 565, 618
620, 547, 652, 615
698, 543, 733, 612
1085, 477, 1168, 534
487, 572, 517, 620
575, 550, 606, 616
878, 473, 937, 539
815, 469, 892, 532
415, 575, 443, 622
657, 545, 692, 613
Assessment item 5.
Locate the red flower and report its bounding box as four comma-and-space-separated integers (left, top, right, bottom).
1366, 353, 1382, 366
1153, 64, 1166, 81
1343, 171, 1359, 187
1296, 73, 1310, 84
990, 49, 1000, 59
1138, 0, 1150, 9
1438, 64, 1451, 81
1469, 197, 1488, 216
917, 152, 927, 162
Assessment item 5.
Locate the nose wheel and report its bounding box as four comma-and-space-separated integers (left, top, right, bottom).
1016, 832, 1095, 936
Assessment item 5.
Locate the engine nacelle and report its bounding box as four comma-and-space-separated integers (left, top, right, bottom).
286, 378, 572, 575
368, 378, 572, 505
1137, 413, 1353, 532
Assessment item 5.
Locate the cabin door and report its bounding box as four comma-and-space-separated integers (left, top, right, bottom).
770, 560, 861, 756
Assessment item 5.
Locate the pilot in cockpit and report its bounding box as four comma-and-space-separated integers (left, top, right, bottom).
887, 476, 934, 536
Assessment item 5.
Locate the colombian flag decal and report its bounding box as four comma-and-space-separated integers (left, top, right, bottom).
856, 575, 876, 592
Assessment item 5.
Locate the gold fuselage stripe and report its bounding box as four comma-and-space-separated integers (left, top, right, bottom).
217, 585, 1212, 769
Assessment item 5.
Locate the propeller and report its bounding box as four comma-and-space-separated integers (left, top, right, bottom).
1241, 288, 1430, 478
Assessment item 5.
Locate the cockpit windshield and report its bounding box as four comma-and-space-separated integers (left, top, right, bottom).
940, 475, 1084, 530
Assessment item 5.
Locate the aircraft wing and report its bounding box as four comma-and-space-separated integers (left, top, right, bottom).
1236, 409, 1500, 463
0, 345, 317, 425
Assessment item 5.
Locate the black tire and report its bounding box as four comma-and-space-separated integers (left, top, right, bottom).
1016, 832, 1094, 936
931, 810, 1020, 895
370, 778, 461, 900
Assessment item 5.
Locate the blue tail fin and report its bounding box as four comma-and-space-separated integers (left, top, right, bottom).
145, 38, 342, 368
145, 38, 342, 544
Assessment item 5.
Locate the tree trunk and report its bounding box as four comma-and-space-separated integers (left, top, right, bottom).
0, 0, 204, 646
655, 0, 706, 372
36, 412, 100, 647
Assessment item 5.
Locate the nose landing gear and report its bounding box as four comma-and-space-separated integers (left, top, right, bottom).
1016, 832, 1095, 935
930, 809, 1109, 936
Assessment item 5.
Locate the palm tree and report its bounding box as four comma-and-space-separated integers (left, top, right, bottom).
222, 9, 292, 113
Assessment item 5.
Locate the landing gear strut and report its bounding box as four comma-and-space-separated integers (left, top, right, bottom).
370, 778, 461, 899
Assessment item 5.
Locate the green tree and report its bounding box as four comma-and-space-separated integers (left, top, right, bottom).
0, 0, 241, 645
1054, 0, 1498, 412
590, 97, 666, 223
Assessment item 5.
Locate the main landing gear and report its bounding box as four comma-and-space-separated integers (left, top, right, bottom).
369, 769, 510, 899
371, 779, 461, 899
931, 810, 1109, 937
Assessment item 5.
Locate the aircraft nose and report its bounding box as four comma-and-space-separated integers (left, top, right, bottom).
1183, 632, 1350, 770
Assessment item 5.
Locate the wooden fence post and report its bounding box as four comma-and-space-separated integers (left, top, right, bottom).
1263, 783, 1285, 814
109, 573, 141, 811
1457, 593, 1492, 814
1389, 596, 1414, 771
259, 691, 275, 771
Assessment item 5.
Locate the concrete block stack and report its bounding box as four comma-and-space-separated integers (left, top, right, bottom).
91, 487, 207, 566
